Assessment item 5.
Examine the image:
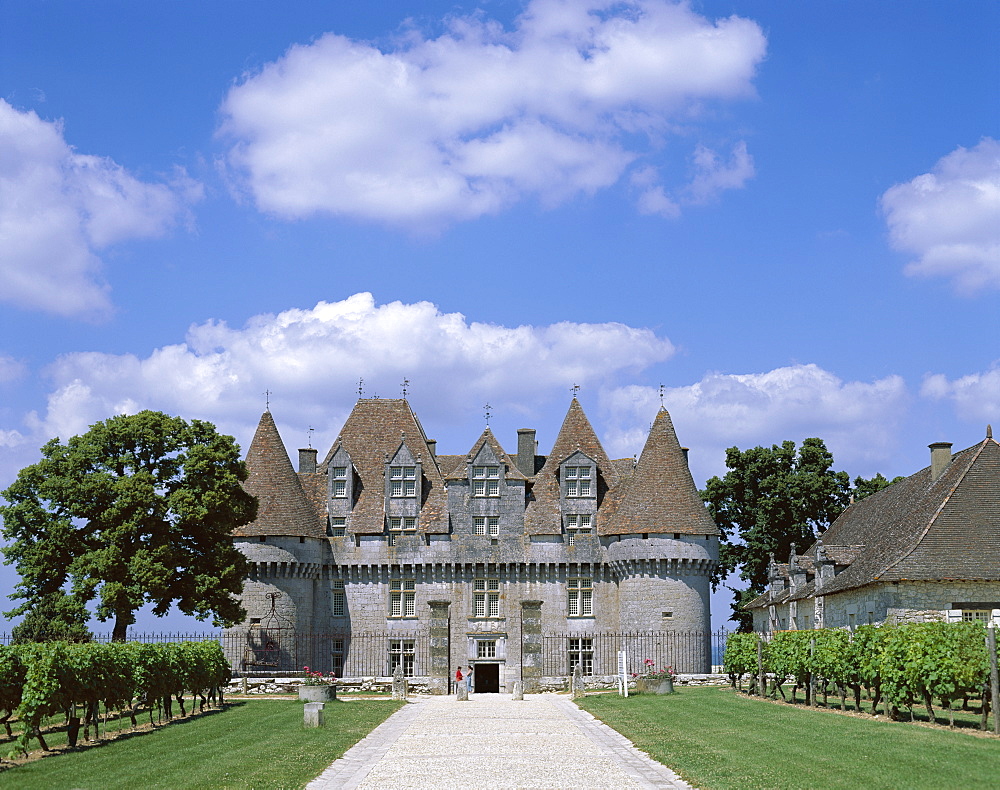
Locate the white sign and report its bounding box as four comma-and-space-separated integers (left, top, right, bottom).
617, 650, 628, 697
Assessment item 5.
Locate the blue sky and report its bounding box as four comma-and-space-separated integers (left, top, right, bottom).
1, 0, 998, 631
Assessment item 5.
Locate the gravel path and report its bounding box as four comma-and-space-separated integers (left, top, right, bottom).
307, 693, 695, 790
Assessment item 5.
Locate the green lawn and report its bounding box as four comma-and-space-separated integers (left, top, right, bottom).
0, 699, 404, 790
579, 687, 1000, 790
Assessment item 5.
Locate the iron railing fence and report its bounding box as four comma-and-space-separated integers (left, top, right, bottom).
542, 629, 730, 676
0, 628, 730, 677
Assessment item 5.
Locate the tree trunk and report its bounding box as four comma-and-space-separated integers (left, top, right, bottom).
922, 690, 935, 723
112, 614, 132, 642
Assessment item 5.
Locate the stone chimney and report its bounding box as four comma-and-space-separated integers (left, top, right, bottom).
298, 448, 317, 474
516, 429, 536, 476
426, 440, 437, 458
928, 441, 953, 482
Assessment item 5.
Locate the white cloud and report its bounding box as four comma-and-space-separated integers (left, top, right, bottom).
219, 0, 766, 228
601, 364, 909, 481
0, 100, 200, 319
687, 141, 755, 203
921, 367, 1000, 422
0, 354, 26, 385
880, 138, 1000, 294
21, 292, 675, 457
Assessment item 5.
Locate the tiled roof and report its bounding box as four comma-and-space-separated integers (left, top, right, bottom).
444, 428, 527, 481
751, 435, 1000, 607
524, 399, 618, 535
434, 454, 466, 478
322, 399, 449, 534
600, 408, 718, 536
236, 411, 326, 538
812, 438, 999, 595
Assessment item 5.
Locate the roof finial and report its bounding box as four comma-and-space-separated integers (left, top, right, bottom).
307, 426, 314, 449
988, 424, 993, 439
357, 378, 364, 398
484, 403, 492, 427
572, 383, 580, 399
264, 389, 272, 411
658, 383, 665, 410
401, 378, 410, 399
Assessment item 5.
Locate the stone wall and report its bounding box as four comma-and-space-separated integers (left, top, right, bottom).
754, 580, 1000, 632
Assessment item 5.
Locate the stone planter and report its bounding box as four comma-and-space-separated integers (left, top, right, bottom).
298, 685, 336, 702
636, 677, 674, 694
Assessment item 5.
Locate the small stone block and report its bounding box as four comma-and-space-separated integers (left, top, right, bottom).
304, 702, 325, 728
512, 681, 523, 700
456, 684, 468, 701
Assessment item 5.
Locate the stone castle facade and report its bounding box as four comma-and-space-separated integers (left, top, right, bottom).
229, 397, 719, 689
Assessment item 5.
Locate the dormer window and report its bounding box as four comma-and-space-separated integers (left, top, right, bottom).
472, 465, 500, 497
388, 516, 417, 532
390, 466, 417, 497
565, 514, 592, 544
564, 466, 592, 497
331, 466, 348, 497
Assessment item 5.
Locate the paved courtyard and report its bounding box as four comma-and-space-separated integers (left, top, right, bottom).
307, 693, 695, 790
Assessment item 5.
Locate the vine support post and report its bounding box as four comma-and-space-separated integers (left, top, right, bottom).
988, 623, 999, 736
756, 635, 765, 696
810, 638, 817, 708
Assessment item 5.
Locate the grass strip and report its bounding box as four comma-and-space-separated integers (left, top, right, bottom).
0, 698, 404, 790
578, 687, 1000, 790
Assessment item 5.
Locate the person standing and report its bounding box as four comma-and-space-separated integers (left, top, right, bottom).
466, 664, 474, 695
455, 666, 463, 695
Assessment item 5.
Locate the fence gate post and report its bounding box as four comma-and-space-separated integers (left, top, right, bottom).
520, 600, 543, 694
428, 600, 451, 696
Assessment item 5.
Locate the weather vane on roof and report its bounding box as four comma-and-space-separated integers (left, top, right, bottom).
307, 426, 314, 449
401, 378, 410, 399
659, 383, 665, 409
572, 383, 580, 398
357, 378, 364, 398
484, 403, 492, 427
264, 389, 272, 410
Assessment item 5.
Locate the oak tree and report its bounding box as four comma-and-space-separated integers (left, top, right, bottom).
1, 411, 256, 640
703, 438, 851, 631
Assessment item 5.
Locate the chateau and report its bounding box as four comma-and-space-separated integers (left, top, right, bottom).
229, 397, 719, 690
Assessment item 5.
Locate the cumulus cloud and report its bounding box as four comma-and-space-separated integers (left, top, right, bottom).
881, 138, 1000, 293
921, 367, 1000, 422
20, 293, 675, 458
600, 364, 909, 481
0, 100, 200, 319
219, 0, 766, 228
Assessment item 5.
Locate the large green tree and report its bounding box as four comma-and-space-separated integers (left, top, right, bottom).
10, 590, 92, 643
0, 411, 257, 640
703, 438, 898, 631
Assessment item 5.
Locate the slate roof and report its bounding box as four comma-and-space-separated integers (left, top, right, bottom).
236, 411, 326, 539
444, 428, 528, 481
523, 398, 619, 535
747, 433, 1000, 607
816, 436, 1000, 594
600, 408, 719, 537
322, 399, 450, 534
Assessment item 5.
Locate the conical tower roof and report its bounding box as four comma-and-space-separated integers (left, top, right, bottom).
235, 411, 326, 538
525, 398, 618, 535
601, 408, 718, 536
